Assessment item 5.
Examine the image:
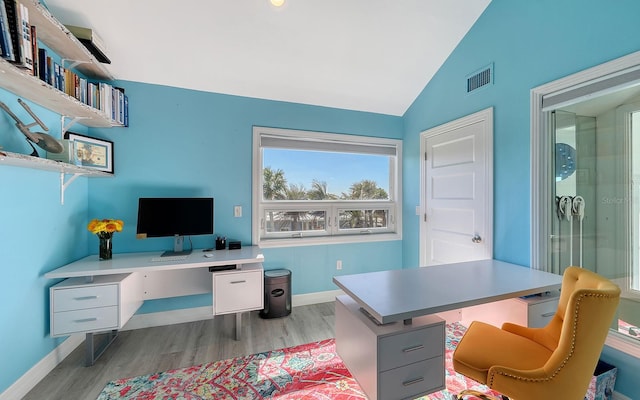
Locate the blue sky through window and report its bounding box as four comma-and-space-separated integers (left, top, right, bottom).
263, 148, 389, 196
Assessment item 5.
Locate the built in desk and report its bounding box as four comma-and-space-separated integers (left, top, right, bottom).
45, 246, 264, 365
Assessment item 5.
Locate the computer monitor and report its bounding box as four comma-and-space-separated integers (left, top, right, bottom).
136, 197, 214, 256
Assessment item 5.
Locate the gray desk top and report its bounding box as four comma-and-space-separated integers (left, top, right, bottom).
332, 259, 563, 324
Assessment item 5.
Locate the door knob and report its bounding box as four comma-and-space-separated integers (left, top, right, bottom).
472, 235, 482, 243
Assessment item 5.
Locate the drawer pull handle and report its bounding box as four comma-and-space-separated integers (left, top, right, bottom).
541, 312, 555, 318
75, 296, 99, 301
402, 377, 424, 386
230, 280, 246, 284
75, 317, 98, 323
402, 344, 424, 353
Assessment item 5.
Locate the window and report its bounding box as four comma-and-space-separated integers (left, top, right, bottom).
531, 51, 640, 356
253, 126, 402, 247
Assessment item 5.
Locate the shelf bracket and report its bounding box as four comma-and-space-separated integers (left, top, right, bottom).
61, 115, 90, 135
61, 58, 90, 71
60, 172, 83, 205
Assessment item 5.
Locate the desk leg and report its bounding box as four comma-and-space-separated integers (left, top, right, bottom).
235, 313, 242, 341
85, 330, 118, 366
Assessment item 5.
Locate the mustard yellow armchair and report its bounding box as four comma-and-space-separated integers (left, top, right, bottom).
452, 266, 621, 400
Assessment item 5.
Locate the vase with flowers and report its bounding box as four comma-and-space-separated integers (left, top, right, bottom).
87, 219, 124, 260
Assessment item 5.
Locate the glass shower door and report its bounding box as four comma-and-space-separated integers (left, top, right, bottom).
551, 111, 596, 274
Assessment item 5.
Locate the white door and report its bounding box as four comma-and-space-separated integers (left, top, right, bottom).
419, 107, 493, 266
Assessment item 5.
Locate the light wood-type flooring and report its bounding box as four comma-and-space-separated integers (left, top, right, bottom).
24, 302, 335, 400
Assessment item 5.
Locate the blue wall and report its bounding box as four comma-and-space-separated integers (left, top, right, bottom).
2, 0, 640, 397
0, 82, 403, 393
402, 0, 640, 397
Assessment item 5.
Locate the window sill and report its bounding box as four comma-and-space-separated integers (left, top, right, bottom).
606, 331, 640, 358
258, 232, 402, 248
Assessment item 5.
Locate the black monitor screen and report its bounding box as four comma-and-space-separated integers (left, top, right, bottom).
136, 197, 214, 238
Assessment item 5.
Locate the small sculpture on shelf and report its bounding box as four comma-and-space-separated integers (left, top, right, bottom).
0, 99, 63, 156
87, 218, 124, 260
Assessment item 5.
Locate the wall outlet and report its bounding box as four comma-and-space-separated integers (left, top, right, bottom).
336, 260, 342, 270
234, 205, 242, 217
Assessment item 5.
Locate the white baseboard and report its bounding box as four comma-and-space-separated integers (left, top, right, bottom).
0, 334, 84, 400
123, 305, 215, 330
292, 289, 343, 307
613, 392, 632, 400
123, 290, 344, 330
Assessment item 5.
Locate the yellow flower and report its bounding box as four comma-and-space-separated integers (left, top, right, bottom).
87, 218, 124, 234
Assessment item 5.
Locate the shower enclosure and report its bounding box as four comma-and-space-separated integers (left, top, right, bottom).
549, 91, 640, 340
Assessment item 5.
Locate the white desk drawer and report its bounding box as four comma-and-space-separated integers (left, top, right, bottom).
53, 285, 118, 312
378, 357, 444, 400
52, 306, 118, 336
213, 269, 263, 314
528, 297, 559, 328
378, 325, 444, 371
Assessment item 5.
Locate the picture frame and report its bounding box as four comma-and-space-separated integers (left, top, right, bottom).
64, 132, 114, 174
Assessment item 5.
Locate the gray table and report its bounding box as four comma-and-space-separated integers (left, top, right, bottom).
332, 259, 563, 400
333, 259, 563, 325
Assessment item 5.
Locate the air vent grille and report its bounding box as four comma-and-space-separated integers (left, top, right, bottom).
467, 64, 493, 93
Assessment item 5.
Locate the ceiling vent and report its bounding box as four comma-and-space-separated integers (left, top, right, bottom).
466, 64, 493, 93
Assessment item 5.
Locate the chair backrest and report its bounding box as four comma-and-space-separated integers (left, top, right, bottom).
537, 266, 620, 398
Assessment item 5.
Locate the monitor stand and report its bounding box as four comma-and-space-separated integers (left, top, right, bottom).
160, 235, 192, 257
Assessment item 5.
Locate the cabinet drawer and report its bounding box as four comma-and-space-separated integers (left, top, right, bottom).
53, 285, 118, 312
378, 324, 444, 371
52, 306, 119, 336
213, 270, 263, 314
528, 298, 559, 328
378, 357, 444, 400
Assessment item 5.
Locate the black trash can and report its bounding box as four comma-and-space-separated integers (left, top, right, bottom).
259, 269, 292, 319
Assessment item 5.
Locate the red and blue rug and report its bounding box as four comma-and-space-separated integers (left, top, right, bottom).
98, 322, 500, 399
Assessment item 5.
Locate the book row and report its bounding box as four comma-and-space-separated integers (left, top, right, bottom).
0, 0, 128, 126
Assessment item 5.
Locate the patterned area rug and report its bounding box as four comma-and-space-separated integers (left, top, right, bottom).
98, 322, 501, 399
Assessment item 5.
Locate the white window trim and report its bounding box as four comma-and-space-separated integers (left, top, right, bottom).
531, 50, 640, 358
252, 126, 402, 248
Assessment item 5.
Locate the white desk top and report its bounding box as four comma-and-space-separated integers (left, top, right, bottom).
333, 259, 563, 324
45, 246, 264, 279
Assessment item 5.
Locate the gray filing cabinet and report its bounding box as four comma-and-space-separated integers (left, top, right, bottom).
335, 295, 445, 400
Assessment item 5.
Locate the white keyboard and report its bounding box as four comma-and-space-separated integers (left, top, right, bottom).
151, 255, 189, 262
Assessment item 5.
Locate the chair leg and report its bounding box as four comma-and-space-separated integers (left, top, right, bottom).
454, 389, 509, 400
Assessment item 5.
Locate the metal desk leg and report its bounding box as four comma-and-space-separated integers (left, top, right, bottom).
235, 312, 242, 341
85, 330, 118, 366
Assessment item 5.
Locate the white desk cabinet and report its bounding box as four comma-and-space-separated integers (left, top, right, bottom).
335, 295, 445, 400
461, 292, 560, 328
212, 263, 264, 315
45, 247, 265, 364
50, 273, 142, 337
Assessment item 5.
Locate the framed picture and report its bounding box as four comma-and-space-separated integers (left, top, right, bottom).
65, 132, 114, 173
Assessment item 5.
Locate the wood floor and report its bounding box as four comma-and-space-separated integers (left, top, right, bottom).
24, 302, 336, 400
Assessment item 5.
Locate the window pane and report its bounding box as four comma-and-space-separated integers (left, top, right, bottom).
264, 210, 326, 233
263, 149, 390, 200
339, 209, 389, 230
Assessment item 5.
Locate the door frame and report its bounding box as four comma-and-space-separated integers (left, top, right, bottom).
419, 107, 494, 266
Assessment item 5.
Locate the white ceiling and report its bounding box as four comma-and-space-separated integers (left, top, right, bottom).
43, 0, 491, 116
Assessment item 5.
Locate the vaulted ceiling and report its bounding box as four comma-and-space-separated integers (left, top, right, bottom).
43, 0, 491, 116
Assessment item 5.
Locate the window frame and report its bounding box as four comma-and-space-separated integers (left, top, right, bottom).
252, 126, 402, 248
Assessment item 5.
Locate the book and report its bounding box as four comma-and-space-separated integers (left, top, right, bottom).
37, 47, 47, 82
18, 1, 33, 70
0, 0, 15, 60
123, 94, 128, 127
30, 23, 37, 75
3, 0, 24, 67
64, 24, 110, 64
53, 61, 60, 89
